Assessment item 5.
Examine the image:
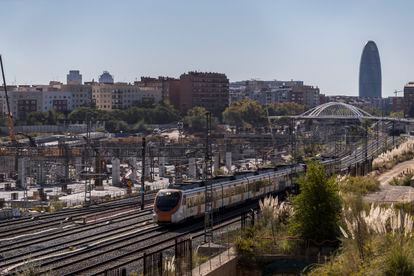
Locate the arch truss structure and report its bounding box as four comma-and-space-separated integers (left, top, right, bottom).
300, 102, 374, 119
269, 101, 414, 123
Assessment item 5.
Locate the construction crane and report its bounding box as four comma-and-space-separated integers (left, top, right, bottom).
394, 90, 403, 96
0, 55, 16, 144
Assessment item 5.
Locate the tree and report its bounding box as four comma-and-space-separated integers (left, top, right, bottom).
389, 111, 404, 119
267, 102, 305, 116
130, 119, 148, 133
151, 103, 180, 124
46, 110, 64, 124
289, 161, 342, 242
183, 106, 215, 132
26, 111, 48, 125
67, 104, 181, 132
105, 120, 129, 133
68, 107, 107, 122
223, 99, 266, 128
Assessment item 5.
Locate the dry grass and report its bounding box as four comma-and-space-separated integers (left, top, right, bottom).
309, 203, 414, 275
373, 138, 414, 172
235, 195, 295, 260
337, 175, 380, 195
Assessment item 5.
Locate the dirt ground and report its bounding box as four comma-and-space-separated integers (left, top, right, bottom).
365, 159, 414, 203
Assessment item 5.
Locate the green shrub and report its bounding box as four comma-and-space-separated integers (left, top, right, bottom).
392, 175, 413, 187
289, 161, 342, 242
384, 247, 414, 276
338, 176, 380, 195
395, 202, 414, 215
49, 200, 65, 212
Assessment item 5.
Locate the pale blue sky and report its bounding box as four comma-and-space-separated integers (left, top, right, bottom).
1, 0, 413, 96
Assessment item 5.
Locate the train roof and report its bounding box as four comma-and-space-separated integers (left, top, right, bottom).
168, 165, 297, 191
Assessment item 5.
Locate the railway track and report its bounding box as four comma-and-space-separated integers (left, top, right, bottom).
0, 209, 156, 273
6, 200, 258, 275
0, 194, 155, 237
59, 217, 242, 276
0, 205, 141, 240
83, 218, 241, 276
0, 208, 153, 253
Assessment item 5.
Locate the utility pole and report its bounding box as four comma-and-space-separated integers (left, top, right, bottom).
392, 121, 395, 146
364, 122, 368, 175
290, 118, 296, 163
83, 118, 93, 206
140, 137, 146, 210
204, 112, 213, 244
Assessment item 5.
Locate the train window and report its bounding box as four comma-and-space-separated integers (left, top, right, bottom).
255, 182, 260, 192
235, 185, 243, 194
156, 191, 181, 211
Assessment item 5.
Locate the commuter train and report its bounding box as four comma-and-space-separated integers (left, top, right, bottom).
153, 159, 338, 224
153, 165, 300, 224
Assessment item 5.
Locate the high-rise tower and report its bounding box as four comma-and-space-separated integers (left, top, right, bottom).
67, 70, 82, 85
359, 41, 381, 98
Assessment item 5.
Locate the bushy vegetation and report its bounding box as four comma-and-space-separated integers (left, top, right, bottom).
289, 161, 342, 242
308, 165, 414, 274
2, 99, 306, 135
236, 161, 342, 264
183, 106, 218, 132
235, 196, 294, 261
49, 200, 65, 212
223, 99, 266, 128
9, 103, 181, 133
67, 103, 180, 133
266, 102, 305, 116
337, 175, 380, 195
222, 100, 304, 129
26, 110, 65, 125
68, 103, 180, 125
373, 139, 414, 171
390, 169, 414, 187
310, 204, 414, 275
232, 160, 414, 274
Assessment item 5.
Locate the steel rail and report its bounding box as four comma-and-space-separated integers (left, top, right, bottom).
0, 219, 159, 272
0, 209, 152, 254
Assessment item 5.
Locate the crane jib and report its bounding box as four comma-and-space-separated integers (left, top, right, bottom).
0, 55, 15, 143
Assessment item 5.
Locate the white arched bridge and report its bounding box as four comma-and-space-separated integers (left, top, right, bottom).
301, 102, 373, 118
269, 101, 412, 122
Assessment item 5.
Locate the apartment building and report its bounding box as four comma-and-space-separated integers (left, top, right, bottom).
61, 84, 93, 109
92, 83, 162, 111
42, 91, 74, 112
229, 80, 320, 108
136, 76, 177, 104
404, 82, 414, 117
170, 72, 229, 115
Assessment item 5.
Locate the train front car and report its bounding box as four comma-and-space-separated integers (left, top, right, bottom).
153, 189, 185, 224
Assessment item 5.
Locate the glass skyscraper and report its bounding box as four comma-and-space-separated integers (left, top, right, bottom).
359, 41, 381, 98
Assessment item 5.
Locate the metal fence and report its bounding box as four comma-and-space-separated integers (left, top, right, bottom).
103, 238, 193, 276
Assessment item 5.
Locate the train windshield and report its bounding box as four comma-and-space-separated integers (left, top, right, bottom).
156, 191, 181, 211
